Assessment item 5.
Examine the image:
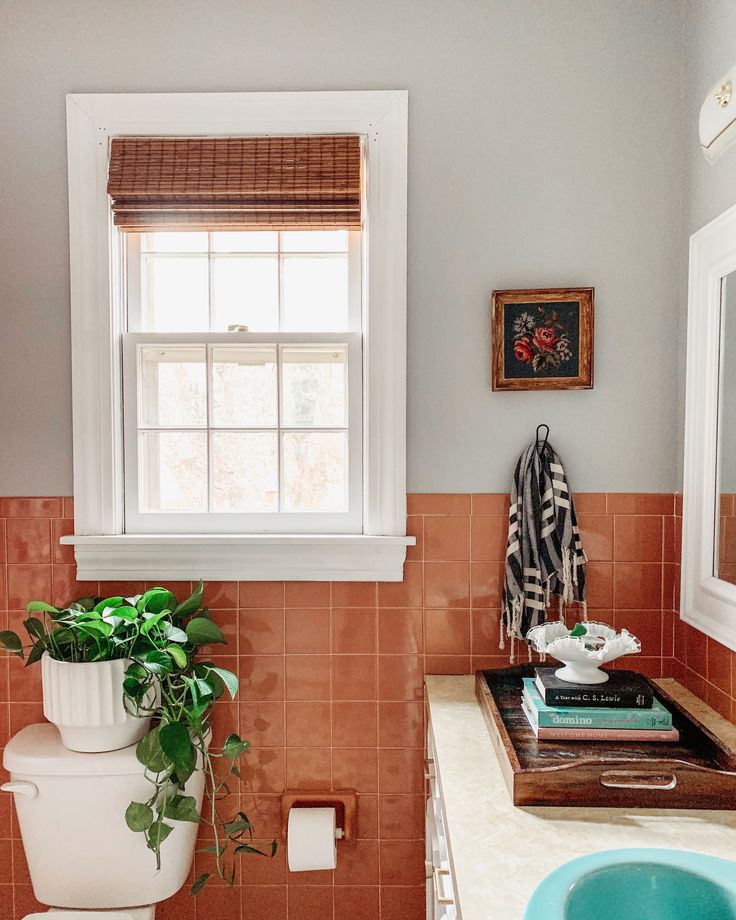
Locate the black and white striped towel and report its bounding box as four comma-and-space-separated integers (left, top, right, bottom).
501, 440, 587, 651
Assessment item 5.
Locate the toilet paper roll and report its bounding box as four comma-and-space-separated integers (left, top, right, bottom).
287, 807, 337, 871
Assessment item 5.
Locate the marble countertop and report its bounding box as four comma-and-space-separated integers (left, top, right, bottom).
425, 675, 736, 920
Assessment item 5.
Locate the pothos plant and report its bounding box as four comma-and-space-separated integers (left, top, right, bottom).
0, 580, 275, 895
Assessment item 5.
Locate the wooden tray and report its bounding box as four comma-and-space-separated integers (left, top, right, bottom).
475, 666, 736, 809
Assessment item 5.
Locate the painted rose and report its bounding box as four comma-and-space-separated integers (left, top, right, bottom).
533, 327, 557, 352
514, 338, 533, 363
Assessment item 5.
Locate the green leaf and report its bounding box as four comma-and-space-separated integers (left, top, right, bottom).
208, 666, 239, 700
162, 794, 200, 823
125, 662, 147, 680
0, 631, 23, 656
141, 610, 170, 635
165, 643, 188, 669
186, 617, 225, 646
141, 649, 174, 675
125, 801, 154, 832
223, 733, 250, 760
146, 822, 173, 848
137, 588, 177, 615
174, 579, 204, 619
136, 727, 168, 773
234, 843, 270, 856
26, 601, 59, 614
570, 623, 587, 637
160, 721, 195, 779
25, 643, 45, 666
162, 623, 189, 644
93, 596, 126, 614
189, 873, 211, 895
22, 618, 47, 640
224, 815, 252, 837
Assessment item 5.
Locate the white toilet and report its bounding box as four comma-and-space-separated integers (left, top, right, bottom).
2, 724, 204, 919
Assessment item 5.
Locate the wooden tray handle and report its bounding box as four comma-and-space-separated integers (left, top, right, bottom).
599, 770, 677, 791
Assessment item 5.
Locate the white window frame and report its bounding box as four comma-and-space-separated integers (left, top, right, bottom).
682, 201, 736, 648
63, 91, 412, 581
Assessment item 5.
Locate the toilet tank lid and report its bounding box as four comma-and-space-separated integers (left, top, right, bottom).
3, 724, 144, 776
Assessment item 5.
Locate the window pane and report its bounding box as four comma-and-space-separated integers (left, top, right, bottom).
141, 232, 208, 253
212, 231, 278, 253
212, 431, 278, 511
212, 256, 279, 331
282, 346, 347, 427
282, 431, 347, 512
139, 430, 207, 512
143, 256, 209, 331
139, 346, 207, 427
212, 345, 278, 427
282, 256, 349, 330
282, 230, 348, 252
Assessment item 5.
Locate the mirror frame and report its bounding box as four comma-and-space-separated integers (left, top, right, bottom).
683, 202, 736, 651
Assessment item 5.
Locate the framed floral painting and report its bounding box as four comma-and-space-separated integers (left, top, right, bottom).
491, 287, 594, 390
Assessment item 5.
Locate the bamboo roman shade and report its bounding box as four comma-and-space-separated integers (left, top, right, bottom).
107, 135, 363, 232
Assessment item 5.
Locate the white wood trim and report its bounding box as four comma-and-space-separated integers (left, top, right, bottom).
65, 91, 408, 579
682, 201, 736, 651
60, 534, 414, 582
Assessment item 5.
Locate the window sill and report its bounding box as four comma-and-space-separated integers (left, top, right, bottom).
60, 534, 416, 582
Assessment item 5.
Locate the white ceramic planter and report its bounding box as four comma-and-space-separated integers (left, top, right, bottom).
41, 654, 153, 753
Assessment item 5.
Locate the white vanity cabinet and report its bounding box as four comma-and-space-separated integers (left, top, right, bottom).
425, 727, 458, 920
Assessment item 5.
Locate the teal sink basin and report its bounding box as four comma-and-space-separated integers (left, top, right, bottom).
523, 849, 736, 920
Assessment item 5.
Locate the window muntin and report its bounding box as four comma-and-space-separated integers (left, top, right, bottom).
123, 229, 362, 534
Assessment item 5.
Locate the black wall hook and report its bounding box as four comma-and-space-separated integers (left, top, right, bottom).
535, 424, 550, 456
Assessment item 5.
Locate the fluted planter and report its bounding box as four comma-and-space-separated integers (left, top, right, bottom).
41, 654, 154, 753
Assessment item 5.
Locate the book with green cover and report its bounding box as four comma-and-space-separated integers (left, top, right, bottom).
521, 678, 673, 730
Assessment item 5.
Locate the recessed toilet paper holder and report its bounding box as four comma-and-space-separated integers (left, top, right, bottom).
281, 790, 357, 844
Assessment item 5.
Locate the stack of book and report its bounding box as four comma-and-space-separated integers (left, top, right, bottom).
521, 668, 679, 742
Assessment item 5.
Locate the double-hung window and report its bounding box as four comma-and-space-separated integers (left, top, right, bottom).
124, 228, 362, 534
64, 92, 411, 580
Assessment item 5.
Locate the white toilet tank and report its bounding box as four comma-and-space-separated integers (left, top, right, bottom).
3, 724, 204, 909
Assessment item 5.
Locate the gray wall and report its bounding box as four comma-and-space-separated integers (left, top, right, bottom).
0, 0, 685, 495
678, 0, 736, 490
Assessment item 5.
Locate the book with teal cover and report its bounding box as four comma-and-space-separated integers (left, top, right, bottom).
521, 679, 673, 730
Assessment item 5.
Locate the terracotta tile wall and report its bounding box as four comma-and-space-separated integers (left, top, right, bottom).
0, 493, 677, 920
672, 494, 736, 722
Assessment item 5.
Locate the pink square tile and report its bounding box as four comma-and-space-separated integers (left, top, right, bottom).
378, 749, 424, 794
7, 564, 52, 608
377, 655, 424, 701
240, 609, 285, 655
285, 582, 330, 607
378, 702, 423, 748
470, 516, 507, 562
424, 515, 470, 562
378, 608, 423, 654
471, 494, 509, 515
424, 561, 470, 607
378, 794, 424, 839
286, 702, 331, 747
285, 609, 330, 654
332, 655, 377, 700
332, 607, 376, 653
6, 519, 51, 564
285, 748, 331, 791
239, 581, 284, 607
334, 840, 379, 887
239, 657, 285, 702
0, 497, 62, 518
332, 701, 378, 747
407, 494, 470, 514
285, 655, 331, 701
240, 701, 286, 747
330, 582, 376, 607
425, 608, 470, 655
332, 748, 378, 793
